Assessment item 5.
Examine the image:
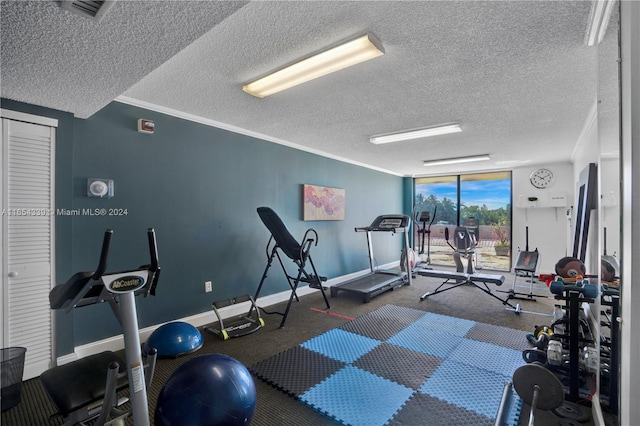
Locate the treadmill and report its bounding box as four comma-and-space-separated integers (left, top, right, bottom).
330, 214, 412, 302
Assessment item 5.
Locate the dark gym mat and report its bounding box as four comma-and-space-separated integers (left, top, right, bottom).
338, 304, 427, 340
353, 342, 442, 390
388, 392, 494, 426
466, 322, 532, 351
250, 305, 524, 426
250, 345, 345, 397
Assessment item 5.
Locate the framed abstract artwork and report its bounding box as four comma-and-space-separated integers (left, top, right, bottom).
303, 184, 345, 221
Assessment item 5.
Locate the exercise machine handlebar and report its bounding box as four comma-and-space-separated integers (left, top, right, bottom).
46, 228, 160, 426
147, 228, 159, 270
444, 227, 456, 251
92, 229, 113, 280
50, 229, 160, 313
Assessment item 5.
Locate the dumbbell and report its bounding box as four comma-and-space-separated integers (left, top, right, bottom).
526, 325, 554, 349
549, 277, 598, 299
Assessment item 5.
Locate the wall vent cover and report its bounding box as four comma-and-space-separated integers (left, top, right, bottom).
60, 0, 117, 22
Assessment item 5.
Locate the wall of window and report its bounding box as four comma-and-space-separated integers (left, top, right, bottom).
414, 171, 512, 271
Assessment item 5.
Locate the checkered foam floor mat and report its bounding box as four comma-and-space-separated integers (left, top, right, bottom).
250, 305, 528, 426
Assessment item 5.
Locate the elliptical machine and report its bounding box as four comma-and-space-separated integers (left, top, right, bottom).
401, 206, 436, 274
41, 229, 160, 426
415, 206, 436, 268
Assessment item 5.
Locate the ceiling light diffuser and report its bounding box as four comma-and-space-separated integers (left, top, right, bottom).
585, 0, 615, 46
243, 33, 384, 98
370, 124, 462, 144
423, 154, 491, 167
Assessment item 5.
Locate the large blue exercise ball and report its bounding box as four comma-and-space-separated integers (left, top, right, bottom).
145, 322, 203, 358
155, 354, 256, 426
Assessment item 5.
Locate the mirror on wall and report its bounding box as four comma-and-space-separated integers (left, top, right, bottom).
597, 1, 621, 417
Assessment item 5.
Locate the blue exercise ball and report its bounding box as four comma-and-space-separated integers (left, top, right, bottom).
155, 354, 256, 426
145, 322, 203, 358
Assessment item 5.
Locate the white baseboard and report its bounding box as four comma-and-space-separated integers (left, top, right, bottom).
58, 263, 398, 365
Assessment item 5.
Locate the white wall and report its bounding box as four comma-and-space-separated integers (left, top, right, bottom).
509, 99, 600, 276
511, 163, 575, 273
599, 157, 620, 260
619, 2, 640, 424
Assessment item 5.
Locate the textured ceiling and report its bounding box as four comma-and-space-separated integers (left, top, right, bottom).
1, 1, 248, 118
1, 1, 618, 177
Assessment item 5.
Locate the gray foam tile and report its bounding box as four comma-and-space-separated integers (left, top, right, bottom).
339, 304, 427, 340
465, 322, 530, 351
250, 346, 345, 397
353, 342, 442, 390
387, 392, 494, 426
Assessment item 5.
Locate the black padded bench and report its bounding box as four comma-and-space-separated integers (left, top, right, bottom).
40, 351, 128, 422
416, 269, 505, 285
416, 268, 521, 313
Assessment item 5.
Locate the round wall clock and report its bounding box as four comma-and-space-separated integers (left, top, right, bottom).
529, 168, 555, 189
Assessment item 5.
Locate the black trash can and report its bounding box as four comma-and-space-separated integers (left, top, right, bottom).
1, 347, 27, 412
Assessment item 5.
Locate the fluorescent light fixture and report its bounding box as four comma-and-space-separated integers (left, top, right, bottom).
370, 124, 462, 144
243, 33, 384, 98
585, 0, 615, 46
423, 154, 491, 167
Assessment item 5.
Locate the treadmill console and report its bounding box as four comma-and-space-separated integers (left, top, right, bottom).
369, 215, 410, 231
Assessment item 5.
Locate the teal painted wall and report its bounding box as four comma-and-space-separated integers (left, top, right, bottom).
66, 102, 405, 347
2, 99, 405, 351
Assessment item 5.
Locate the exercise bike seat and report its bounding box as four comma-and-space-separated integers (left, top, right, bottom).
40, 351, 128, 417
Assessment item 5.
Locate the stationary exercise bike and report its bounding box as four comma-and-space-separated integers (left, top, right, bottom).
41, 229, 160, 426
417, 225, 521, 313
446, 225, 477, 275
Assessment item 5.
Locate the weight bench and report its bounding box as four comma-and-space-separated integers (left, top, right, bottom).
501, 226, 543, 300
415, 224, 521, 313
253, 207, 331, 328
416, 268, 521, 313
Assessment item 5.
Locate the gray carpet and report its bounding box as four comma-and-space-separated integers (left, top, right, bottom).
2, 271, 569, 425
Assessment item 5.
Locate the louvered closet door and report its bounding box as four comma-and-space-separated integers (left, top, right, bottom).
2, 114, 56, 380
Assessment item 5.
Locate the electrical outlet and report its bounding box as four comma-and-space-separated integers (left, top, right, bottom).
205, 281, 212, 293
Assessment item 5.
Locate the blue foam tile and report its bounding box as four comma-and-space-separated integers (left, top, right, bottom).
448, 339, 525, 377
419, 359, 511, 419
413, 312, 477, 337
504, 391, 524, 426
387, 323, 464, 358
301, 328, 381, 363
301, 365, 415, 426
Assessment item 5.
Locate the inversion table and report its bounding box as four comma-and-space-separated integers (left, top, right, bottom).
253, 207, 331, 328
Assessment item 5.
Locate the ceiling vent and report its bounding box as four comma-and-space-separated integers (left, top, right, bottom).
60, 1, 117, 22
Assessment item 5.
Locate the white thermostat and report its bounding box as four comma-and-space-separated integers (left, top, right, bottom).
87, 178, 114, 198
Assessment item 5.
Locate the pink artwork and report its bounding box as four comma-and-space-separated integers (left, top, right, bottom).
303, 184, 345, 221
